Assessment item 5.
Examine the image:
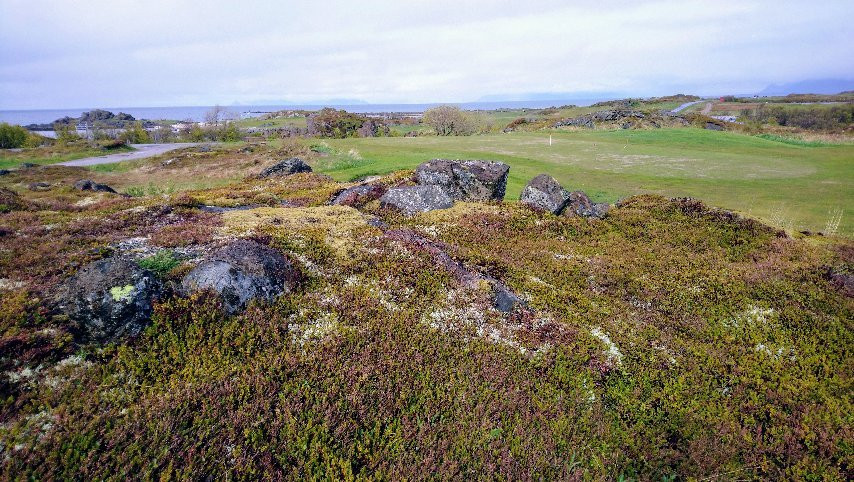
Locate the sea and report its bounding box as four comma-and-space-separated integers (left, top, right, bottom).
0, 99, 606, 126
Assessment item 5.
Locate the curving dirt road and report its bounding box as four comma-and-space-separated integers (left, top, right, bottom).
58, 143, 210, 167
669, 100, 705, 114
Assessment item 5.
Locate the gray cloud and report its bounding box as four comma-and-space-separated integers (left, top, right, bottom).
1, 0, 852, 108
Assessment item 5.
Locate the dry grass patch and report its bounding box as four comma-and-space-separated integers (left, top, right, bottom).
222, 205, 380, 256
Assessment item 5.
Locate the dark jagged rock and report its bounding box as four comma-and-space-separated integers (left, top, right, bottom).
73, 179, 117, 193
366, 216, 389, 230
824, 267, 853, 298
520, 174, 570, 214
181, 239, 299, 314
259, 158, 312, 177
0, 169, 10, 176
19, 162, 38, 169
415, 159, 509, 201
331, 184, 386, 207
492, 283, 525, 313
27, 182, 51, 192
384, 228, 527, 314
55, 257, 162, 343
564, 191, 610, 219
379, 185, 454, 216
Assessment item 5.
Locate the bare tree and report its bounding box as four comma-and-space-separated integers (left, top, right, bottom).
422, 105, 479, 136
205, 105, 226, 127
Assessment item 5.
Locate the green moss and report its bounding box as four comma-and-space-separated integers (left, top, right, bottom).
137, 250, 180, 277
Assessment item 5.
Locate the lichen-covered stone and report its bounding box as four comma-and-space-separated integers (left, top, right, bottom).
415, 159, 509, 201
520, 174, 570, 214
379, 185, 454, 216
331, 183, 386, 207
181, 239, 299, 313
564, 191, 610, 219
55, 257, 162, 343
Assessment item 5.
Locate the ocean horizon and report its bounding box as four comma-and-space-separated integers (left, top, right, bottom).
0, 98, 611, 126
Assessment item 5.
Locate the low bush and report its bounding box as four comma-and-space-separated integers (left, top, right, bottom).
0, 123, 29, 148
137, 250, 180, 276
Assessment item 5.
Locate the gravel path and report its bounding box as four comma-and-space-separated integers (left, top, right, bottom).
669, 100, 705, 114
58, 143, 210, 167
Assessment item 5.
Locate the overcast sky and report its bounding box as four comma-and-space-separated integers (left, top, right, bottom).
1, 0, 852, 109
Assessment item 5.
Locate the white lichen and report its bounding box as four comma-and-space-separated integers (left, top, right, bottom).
590, 327, 623, 366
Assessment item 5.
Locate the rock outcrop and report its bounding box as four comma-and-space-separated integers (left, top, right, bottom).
73, 179, 117, 193
27, 182, 50, 192
181, 239, 299, 314
520, 174, 570, 214
379, 185, 454, 216
259, 158, 312, 178
553, 109, 646, 128
384, 228, 526, 314
521, 175, 610, 218
415, 159, 509, 201
55, 257, 162, 343
331, 184, 386, 207
564, 191, 610, 219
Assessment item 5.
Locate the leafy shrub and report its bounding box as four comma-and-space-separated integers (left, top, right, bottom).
119, 121, 152, 144
306, 108, 387, 138
0, 123, 29, 148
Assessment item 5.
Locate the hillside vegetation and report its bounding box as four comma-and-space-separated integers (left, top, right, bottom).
0, 151, 851, 479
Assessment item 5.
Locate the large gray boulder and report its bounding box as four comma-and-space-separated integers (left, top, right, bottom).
259, 158, 312, 178
331, 183, 386, 207
181, 239, 299, 314
520, 174, 570, 214
73, 179, 117, 193
379, 185, 454, 216
55, 257, 162, 343
415, 159, 509, 201
564, 191, 610, 219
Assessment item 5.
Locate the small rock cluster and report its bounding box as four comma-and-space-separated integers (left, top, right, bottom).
56, 239, 300, 343
380, 159, 510, 215
73, 179, 117, 193
375, 159, 610, 219
52, 155, 610, 345
520, 174, 609, 219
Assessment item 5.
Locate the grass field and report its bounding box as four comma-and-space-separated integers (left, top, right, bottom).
236, 116, 307, 129
310, 128, 852, 235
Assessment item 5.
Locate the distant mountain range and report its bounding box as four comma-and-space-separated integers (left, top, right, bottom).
229, 98, 369, 106
477, 92, 623, 102
757, 78, 854, 96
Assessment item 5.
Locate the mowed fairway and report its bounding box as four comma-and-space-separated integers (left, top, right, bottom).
316, 128, 853, 235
